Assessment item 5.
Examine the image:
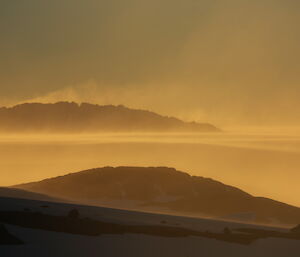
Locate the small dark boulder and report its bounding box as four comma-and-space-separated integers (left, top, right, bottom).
223, 227, 232, 235
0, 223, 24, 245
67, 209, 80, 219
290, 224, 300, 234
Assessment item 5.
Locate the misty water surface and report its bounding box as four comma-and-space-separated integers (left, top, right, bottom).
1, 129, 300, 206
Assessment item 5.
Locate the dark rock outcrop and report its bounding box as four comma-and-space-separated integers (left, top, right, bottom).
0, 223, 23, 245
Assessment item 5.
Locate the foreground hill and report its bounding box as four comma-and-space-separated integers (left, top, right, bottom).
16, 167, 300, 226
0, 102, 219, 132
1, 196, 300, 256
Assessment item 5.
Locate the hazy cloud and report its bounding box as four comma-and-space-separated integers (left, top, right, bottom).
1, 0, 300, 125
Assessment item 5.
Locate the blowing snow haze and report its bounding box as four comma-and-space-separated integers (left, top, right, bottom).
1, 0, 300, 126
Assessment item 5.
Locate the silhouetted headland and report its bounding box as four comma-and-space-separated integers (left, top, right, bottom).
0, 102, 219, 133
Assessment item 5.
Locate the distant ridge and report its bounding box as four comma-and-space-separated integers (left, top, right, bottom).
16, 166, 300, 226
0, 102, 219, 133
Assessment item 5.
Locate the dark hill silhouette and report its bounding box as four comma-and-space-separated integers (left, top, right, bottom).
16, 166, 300, 226
0, 102, 219, 132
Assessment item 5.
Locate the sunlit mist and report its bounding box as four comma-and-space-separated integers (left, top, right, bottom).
1, 0, 300, 126
1, 128, 300, 207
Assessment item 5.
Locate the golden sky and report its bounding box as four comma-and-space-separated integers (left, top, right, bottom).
1, 0, 300, 126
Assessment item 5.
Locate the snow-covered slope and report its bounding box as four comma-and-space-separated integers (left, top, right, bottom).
0, 196, 299, 257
